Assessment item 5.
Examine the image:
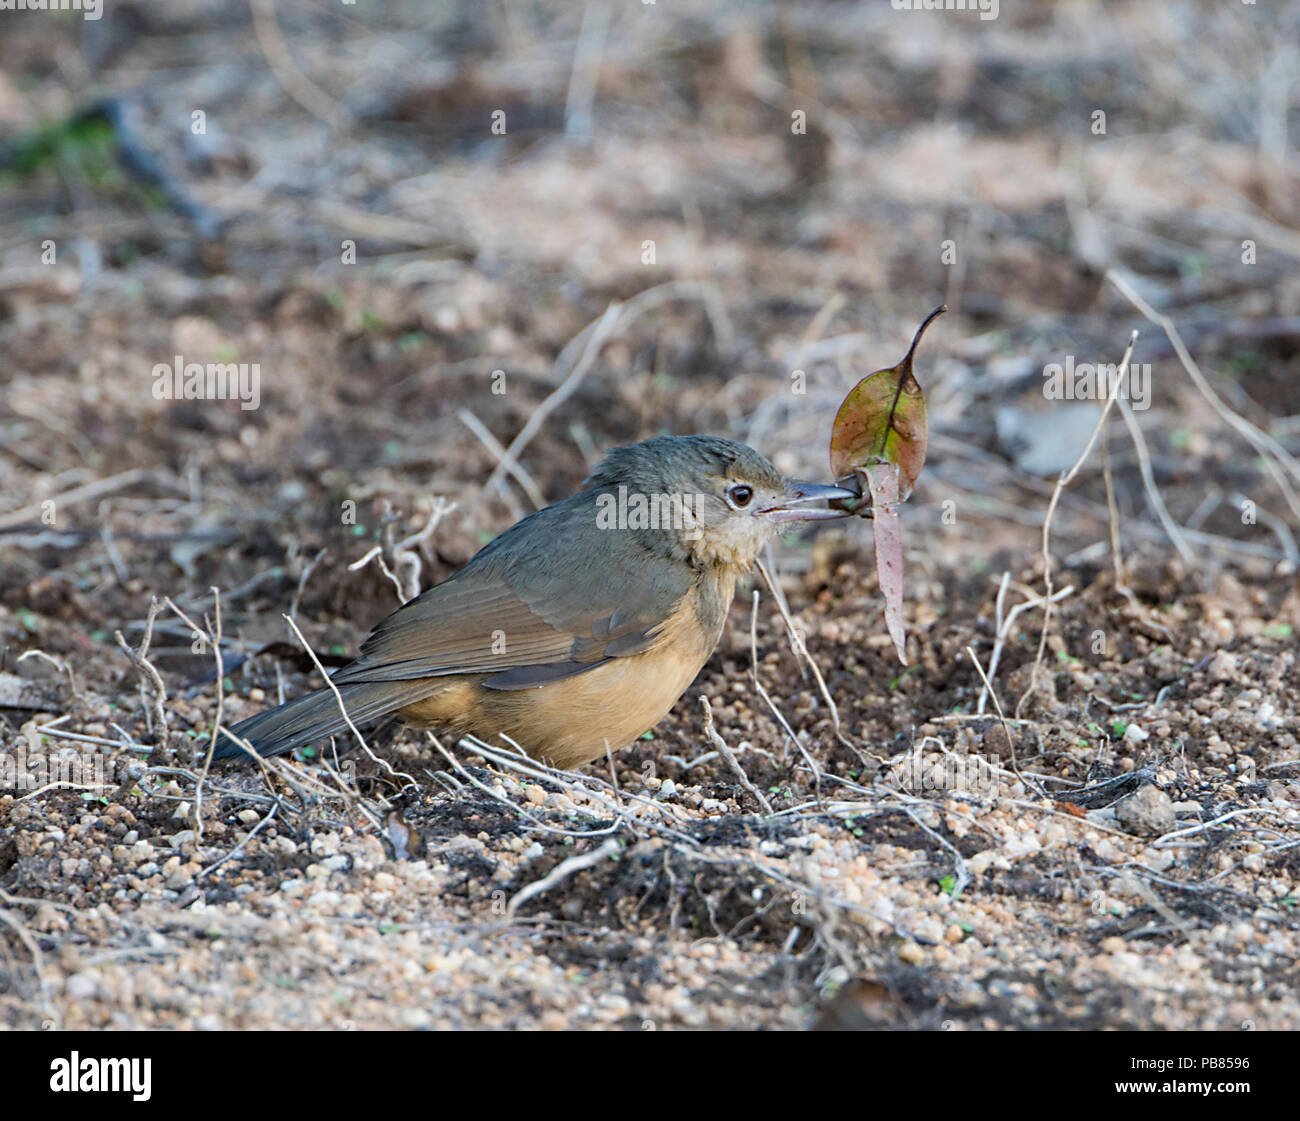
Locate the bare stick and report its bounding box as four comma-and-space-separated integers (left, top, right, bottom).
562, 0, 608, 144
966, 645, 1033, 792
978, 584, 1074, 716
506, 838, 623, 918
289, 547, 327, 622
1229, 492, 1299, 572
485, 280, 739, 493
456, 734, 702, 846
200, 592, 223, 837
755, 558, 844, 735
347, 545, 405, 603
281, 614, 416, 790
700, 696, 774, 814
387, 496, 456, 602
114, 599, 169, 753
748, 591, 830, 803
486, 302, 622, 493
458, 409, 546, 509
1101, 416, 1125, 587
430, 737, 622, 840
249, 0, 345, 128
0, 468, 187, 530
1107, 268, 1300, 520
1019, 330, 1137, 719
1120, 405, 1196, 571
197, 802, 279, 881
16, 649, 77, 697
977, 572, 1011, 716
893, 796, 971, 899
344, 497, 453, 605
0, 906, 56, 1028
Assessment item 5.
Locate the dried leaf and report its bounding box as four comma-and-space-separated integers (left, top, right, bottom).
829, 308, 944, 664
861, 463, 907, 665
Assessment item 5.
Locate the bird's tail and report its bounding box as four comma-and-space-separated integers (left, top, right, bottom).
214, 679, 437, 761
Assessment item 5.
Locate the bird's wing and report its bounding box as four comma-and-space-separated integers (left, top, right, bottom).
330, 496, 693, 690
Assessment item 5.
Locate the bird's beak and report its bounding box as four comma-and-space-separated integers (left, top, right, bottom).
759, 481, 858, 522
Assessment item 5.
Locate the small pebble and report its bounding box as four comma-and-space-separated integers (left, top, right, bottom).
1115, 784, 1175, 837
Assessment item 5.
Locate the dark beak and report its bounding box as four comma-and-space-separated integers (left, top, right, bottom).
759, 481, 858, 523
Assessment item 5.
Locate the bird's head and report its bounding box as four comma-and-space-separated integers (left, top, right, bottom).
584, 435, 855, 570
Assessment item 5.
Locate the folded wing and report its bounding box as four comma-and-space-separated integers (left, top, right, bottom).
331, 494, 691, 690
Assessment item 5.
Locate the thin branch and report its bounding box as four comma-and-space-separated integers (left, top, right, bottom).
506, 838, 623, 918
700, 696, 774, 814
113, 598, 169, 754
1019, 329, 1138, 719
1106, 268, 1300, 521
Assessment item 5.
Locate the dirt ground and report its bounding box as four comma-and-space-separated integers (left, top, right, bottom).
2, 1, 1299, 1030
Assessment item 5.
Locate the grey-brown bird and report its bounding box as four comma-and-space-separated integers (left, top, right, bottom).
216, 436, 853, 769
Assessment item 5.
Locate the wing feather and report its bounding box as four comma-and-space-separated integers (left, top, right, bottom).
330, 492, 692, 689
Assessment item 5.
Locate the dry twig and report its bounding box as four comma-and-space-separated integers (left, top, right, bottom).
700, 696, 774, 815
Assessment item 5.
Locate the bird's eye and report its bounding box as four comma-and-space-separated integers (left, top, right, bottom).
728, 484, 754, 507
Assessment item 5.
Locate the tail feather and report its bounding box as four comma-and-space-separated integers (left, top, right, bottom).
215, 679, 439, 761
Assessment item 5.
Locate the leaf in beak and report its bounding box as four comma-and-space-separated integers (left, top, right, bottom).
829, 305, 944, 499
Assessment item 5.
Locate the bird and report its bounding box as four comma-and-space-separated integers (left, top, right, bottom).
214, 435, 855, 769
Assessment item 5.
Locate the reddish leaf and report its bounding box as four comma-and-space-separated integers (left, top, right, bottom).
829, 305, 944, 498
861, 463, 907, 665
828, 308, 944, 664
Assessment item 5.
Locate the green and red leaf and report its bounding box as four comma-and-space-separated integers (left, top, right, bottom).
829, 304, 944, 498
828, 306, 944, 664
